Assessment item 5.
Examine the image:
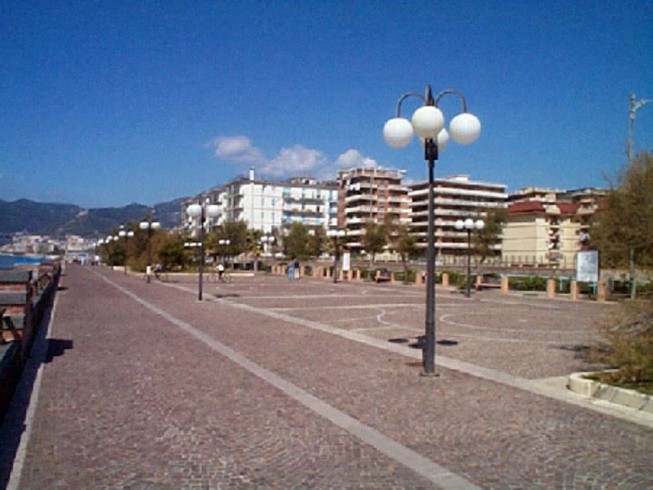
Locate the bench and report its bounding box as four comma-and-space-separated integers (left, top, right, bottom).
374, 269, 392, 283
476, 274, 502, 290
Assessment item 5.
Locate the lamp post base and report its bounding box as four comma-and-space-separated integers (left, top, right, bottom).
419, 370, 441, 378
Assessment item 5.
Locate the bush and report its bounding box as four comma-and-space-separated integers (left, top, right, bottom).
509, 275, 547, 291
590, 299, 653, 394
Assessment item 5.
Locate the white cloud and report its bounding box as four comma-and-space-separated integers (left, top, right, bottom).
335, 149, 379, 169
262, 145, 328, 176
211, 135, 380, 180
212, 135, 265, 163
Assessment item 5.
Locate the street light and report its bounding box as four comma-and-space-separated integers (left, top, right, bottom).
327, 229, 346, 283
139, 218, 161, 283
118, 227, 135, 275
384, 84, 481, 376
187, 201, 219, 301
260, 235, 274, 257
455, 218, 485, 297
627, 93, 651, 299
628, 93, 652, 162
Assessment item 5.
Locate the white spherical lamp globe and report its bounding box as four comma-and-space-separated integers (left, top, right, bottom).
411, 106, 444, 139
437, 128, 450, 152
207, 204, 220, 217
464, 218, 474, 229
187, 203, 202, 218
450, 113, 481, 145
383, 118, 413, 148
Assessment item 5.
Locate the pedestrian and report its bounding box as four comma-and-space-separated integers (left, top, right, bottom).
287, 259, 295, 280
293, 259, 300, 280
217, 262, 225, 281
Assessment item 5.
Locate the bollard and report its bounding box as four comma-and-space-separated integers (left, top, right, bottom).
597, 281, 607, 302
546, 278, 556, 299
501, 275, 509, 294
442, 272, 449, 287
570, 280, 579, 300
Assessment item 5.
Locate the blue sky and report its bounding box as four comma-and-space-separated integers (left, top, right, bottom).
2, 0, 652, 208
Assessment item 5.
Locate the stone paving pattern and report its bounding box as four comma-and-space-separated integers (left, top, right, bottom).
1, 265, 652, 489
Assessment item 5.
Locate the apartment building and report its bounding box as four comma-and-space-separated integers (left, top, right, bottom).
184, 169, 338, 234
337, 167, 410, 251
409, 175, 508, 261
502, 187, 606, 267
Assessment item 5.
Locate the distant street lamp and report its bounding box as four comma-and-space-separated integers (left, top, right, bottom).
384, 84, 481, 376
139, 218, 161, 283
455, 218, 485, 297
118, 226, 134, 275
628, 93, 652, 162
187, 201, 219, 301
260, 235, 274, 257
627, 93, 651, 300
327, 229, 346, 283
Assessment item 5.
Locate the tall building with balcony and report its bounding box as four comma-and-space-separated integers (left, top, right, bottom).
337, 167, 410, 251
409, 175, 507, 261
184, 169, 338, 234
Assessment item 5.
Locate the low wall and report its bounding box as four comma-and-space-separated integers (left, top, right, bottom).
266, 262, 611, 302
0, 262, 61, 424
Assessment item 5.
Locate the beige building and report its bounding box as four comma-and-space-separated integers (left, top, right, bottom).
409, 175, 507, 262
337, 167, 410, 252
502, 187, 605, 267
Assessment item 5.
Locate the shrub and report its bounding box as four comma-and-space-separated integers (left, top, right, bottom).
509, 275, 547, 291
590, 299, 653, 394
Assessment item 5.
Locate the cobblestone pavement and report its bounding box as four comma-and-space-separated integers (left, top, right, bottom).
1, 265, 652, 489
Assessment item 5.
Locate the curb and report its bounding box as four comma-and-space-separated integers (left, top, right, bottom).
568, 372, 653, 414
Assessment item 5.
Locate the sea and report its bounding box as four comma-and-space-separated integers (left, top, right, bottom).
0, 254, 44, 269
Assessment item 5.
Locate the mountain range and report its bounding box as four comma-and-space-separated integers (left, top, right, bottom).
0, 198, 186, 238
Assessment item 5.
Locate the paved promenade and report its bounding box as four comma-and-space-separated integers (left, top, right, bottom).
1, 264, 652, 489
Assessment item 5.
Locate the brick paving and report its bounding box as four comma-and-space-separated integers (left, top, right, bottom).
1, 265, 652, 489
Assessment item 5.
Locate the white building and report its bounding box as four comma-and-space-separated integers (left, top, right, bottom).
184, 169, 338, 234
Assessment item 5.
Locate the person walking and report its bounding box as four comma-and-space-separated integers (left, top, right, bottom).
287, 259, 295, 280
293, 258, 300, 280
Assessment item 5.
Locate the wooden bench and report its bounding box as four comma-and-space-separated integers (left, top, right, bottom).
374, 269, 392, 283
476, 274, 502, 290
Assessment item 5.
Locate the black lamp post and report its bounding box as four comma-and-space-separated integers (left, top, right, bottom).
139, 218, 161, 283
327, 229, 346, 283
383, 85, 481, 376
118, 227, 134, 275
455, 218, 485, 297
187, 201, 219, 301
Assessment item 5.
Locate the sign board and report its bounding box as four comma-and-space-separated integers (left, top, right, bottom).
576, 250, 599, 283
342, 251, 351, 272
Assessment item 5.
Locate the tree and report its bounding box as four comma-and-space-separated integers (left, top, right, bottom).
307, 227, 327, 258
393, 223, 418, 274
362, 222, 387, 264
207, 221, 248, 258
590, 152, 653, 270
157, 232, 188, 270
473, 207, 507, 263
284, 222, 310, 259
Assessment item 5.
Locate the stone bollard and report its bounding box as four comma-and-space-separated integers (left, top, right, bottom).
442, 272, 449, 287
501, 275, 509, 294
570, 280, 579, 300
546, 278, 556, 299
597, 281, 607, 302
